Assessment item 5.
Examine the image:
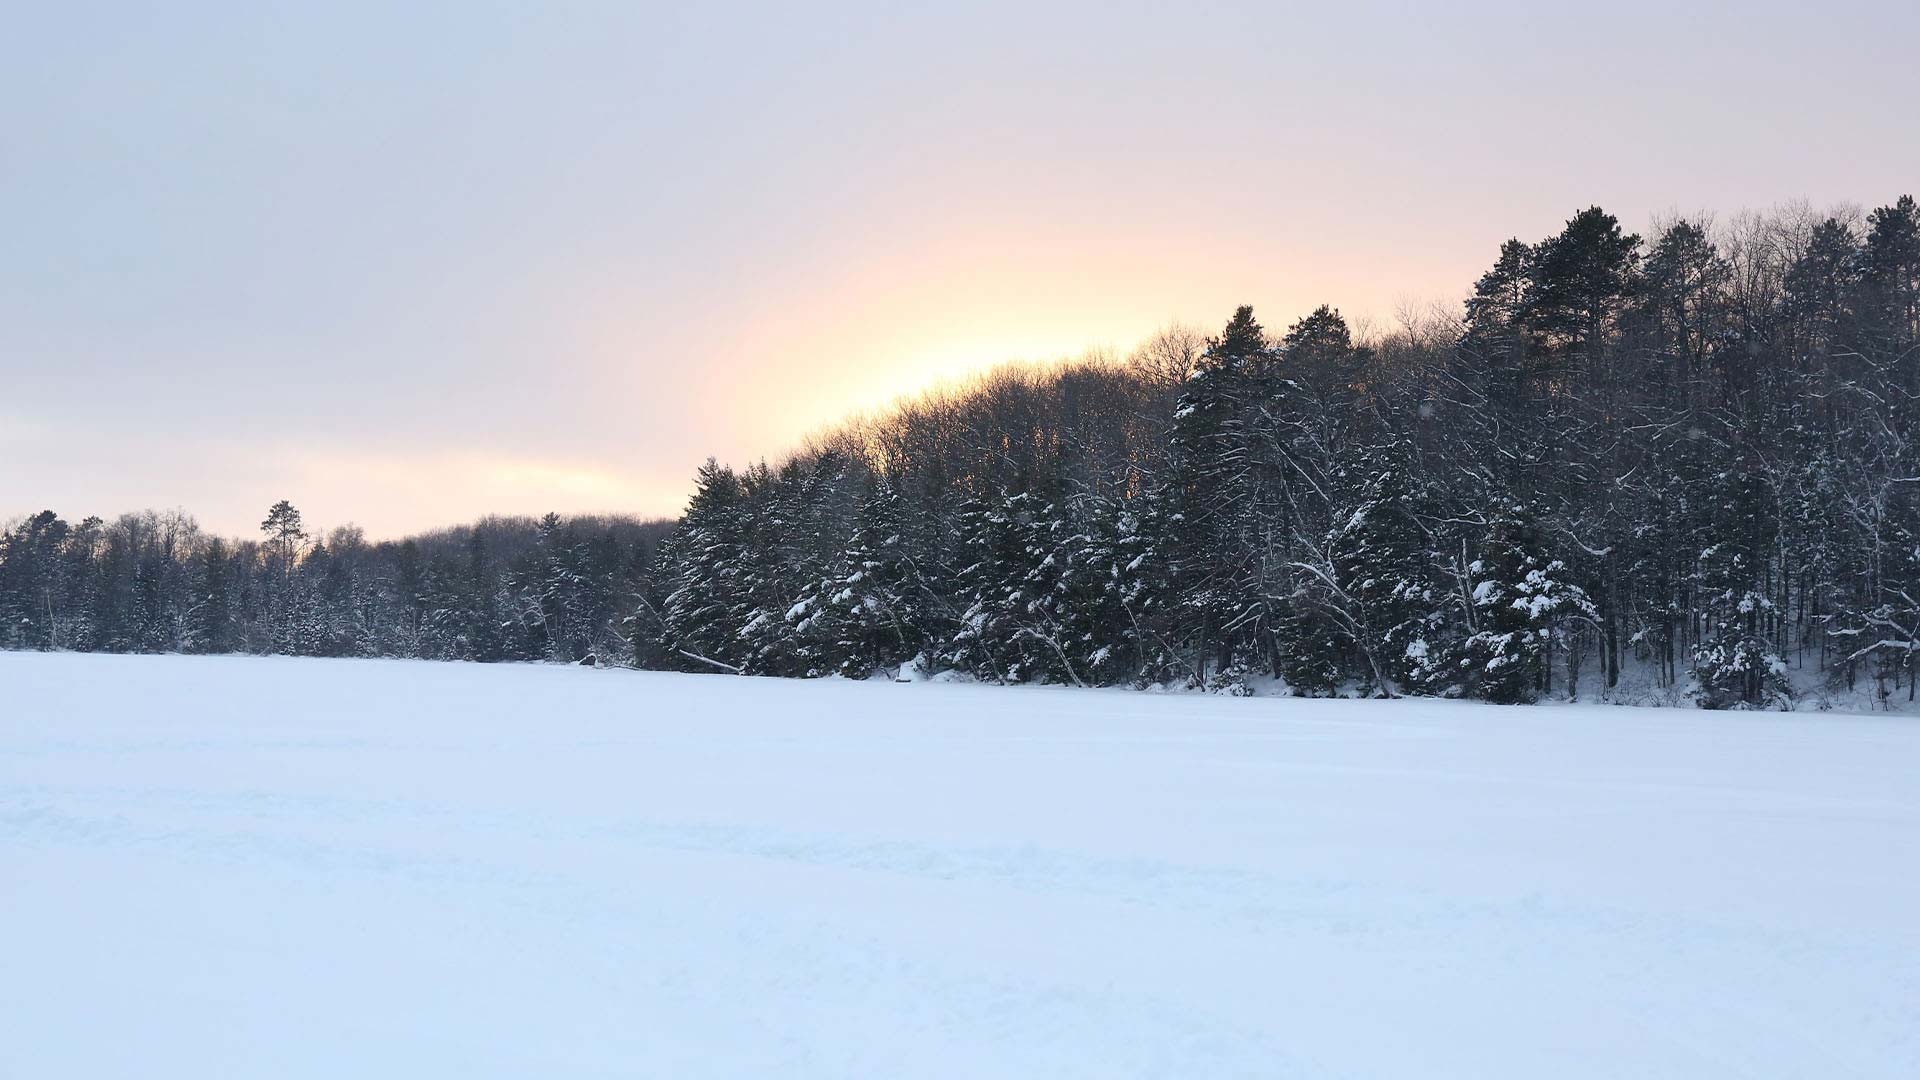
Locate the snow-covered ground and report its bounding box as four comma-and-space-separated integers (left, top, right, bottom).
3, 653, 1916, 1078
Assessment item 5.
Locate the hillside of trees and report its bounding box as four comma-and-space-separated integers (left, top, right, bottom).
6, 197, 1919, 707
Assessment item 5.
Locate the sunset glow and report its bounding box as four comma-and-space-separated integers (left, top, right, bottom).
5, 1, 1917, 536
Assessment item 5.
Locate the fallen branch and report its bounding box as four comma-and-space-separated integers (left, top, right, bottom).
678, 649, 743, 674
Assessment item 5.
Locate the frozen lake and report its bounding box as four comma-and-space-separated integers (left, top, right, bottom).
3, 652, 1916, 1078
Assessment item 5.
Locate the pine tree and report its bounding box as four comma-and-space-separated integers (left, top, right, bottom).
1049, 496, 1136, 686
1639, 220, 1731, 391
258, 500, 307, 650
1282, 305, 1367, 417
1860, 196, 1920, 340
1858, 195, 1920, 410
1690, 468, 1789, 708
1161, 305, 1280, 683
1331, 453, 1461, 695
1523, 207, 1640, 366
260, 501, 306, 570
1000, 493, 1083, 685
462, 529, 509, 662
392, 539, 428, 657
0, 511, 70, 649
1111, 491, 1188, 686
1462, 503, 1595, 703
657, 459, 753, 673
798, 476, 924, 678
1458, 238, 1534, 413
193, 537, 232, 653
1273, 599, 1347, 695
943, 496, 1021, 681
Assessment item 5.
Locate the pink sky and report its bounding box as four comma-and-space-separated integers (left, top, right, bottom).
5, 1, 1917, 536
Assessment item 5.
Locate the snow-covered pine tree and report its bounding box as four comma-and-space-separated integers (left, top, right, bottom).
1462, 502, 1596, 703
1330, 451, 1462, 695
0, 511, 69, 650
1161, 305, 1278, 684
1110, 490, 1190, 686
657, 459, 754, 673
999, 493, 1086, 685
1273, 591, 1347, 695
733, 461, 806, 676
943, 495, 1026, 681
1047, 496, 1137, 687
795, 475, 924, 678
1689, 468, 1789, 709
192, 536, 233, 654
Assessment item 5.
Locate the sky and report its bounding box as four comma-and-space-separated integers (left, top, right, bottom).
5, 0, 1918, 538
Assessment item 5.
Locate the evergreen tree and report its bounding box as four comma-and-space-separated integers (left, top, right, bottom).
261, 500, 306, 571
657, 459, 753, 672
1462, 503, 1596, 703
1161, 305, 1282, 683
0, 511, 69, 649
194, 537, 233, 654
1524, 206, 1640, 366
943, 496, 1021, 681
1331, 454, 1461, 695
1689, 468, 1789, 708
798, 476, 924, 678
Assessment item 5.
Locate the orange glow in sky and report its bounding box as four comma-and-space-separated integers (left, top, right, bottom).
5, 2, 1917, 537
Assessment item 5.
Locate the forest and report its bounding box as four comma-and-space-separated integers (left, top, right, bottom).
5, 198, 1918, 708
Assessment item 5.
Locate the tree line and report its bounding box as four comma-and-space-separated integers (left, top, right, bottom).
635, 198, 1920, 708
0, 503, 671, 665
6, 197, 1918, 707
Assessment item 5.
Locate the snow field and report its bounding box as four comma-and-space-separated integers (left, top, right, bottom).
3, 652, 1917, 1078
